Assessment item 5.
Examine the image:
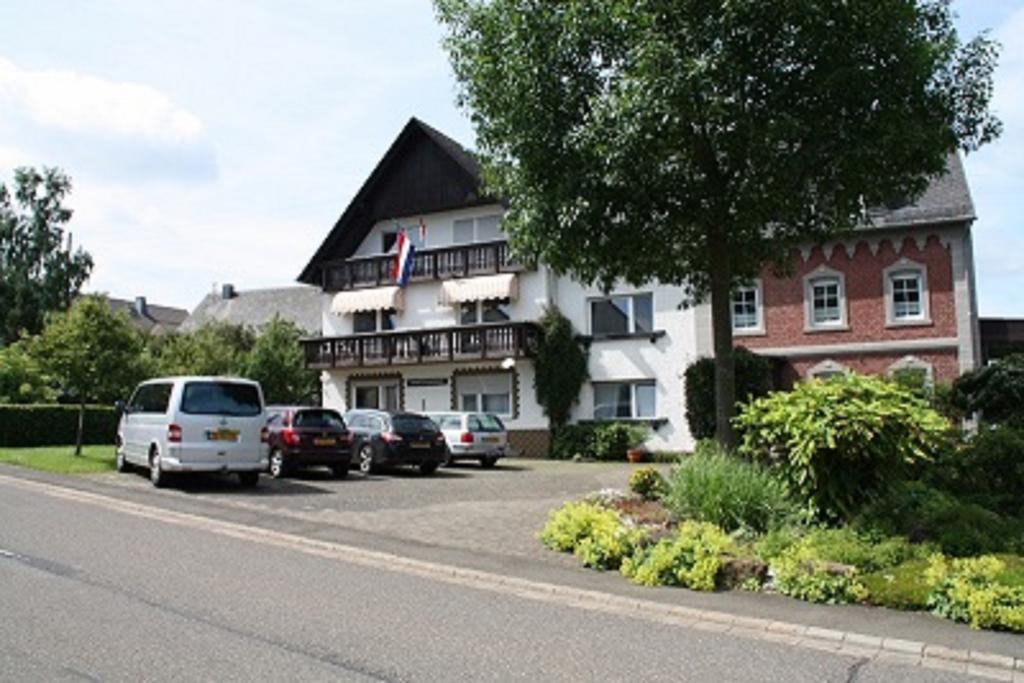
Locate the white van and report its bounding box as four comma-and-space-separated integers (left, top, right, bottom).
116, 377, 269, 488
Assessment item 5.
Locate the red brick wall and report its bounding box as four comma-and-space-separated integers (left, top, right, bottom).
741, 234, 957, 349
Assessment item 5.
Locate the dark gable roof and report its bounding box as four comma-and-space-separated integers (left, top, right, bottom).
866, 154, 975, 229
104, 297, 188, 335
182, 286, 322, 334
297, 117, 488, 285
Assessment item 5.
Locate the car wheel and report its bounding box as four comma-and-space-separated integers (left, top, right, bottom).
331, 464, 349, 479
116, 448, 130, 473
268, 449, 288, 479
238, 471, 259, 488
358, 444, 375, 475
480, 456, 498, 469
149, 449, 167, 488
419, 462, 439, 475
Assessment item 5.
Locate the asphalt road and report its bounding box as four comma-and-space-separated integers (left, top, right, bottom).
0, 476, 988, 682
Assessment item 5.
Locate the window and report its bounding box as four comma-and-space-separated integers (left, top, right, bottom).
884, 261, 930, 325
292, 409, 345, 430
460, 298, 511, 325
731, 283, 762, 333
353, 382, 400, 411
593, 381, 656, 420
181, 382, 262, 417
807, 360, 848, 381
382, 232, 398, 253
382, 229, 423, 253
453, 214, 504, 244
888, 356, 933, 386
590, 293, 654, 336
353, 308, 398, 333
803, 268, 847, 330
456, 373, 512, 416
128, 383, 173, 414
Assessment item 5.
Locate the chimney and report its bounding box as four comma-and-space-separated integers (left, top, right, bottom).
133, 296, 148, 317
221, 284, 236, 300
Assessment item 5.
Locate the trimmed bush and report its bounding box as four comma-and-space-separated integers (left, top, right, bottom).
0, 404, 118, 447
684, 347, 774, 440
926, 555, 1024, 632
549, 422, 647, 461
663, 441, 800, 533
628, 466, 667, 501
736, 373, 950, 520
621, 521, 734, 590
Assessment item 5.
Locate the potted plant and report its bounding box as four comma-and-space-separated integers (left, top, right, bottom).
625, 424, 649, 463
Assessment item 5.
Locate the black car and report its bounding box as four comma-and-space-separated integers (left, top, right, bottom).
265, 406, 352, 479
344, 409, 447, 475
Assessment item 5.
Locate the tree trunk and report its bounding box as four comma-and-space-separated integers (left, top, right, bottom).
75, 399, 85, 456
709, 235, 737, 449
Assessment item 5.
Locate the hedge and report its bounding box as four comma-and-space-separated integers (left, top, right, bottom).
0, 405, 119, 447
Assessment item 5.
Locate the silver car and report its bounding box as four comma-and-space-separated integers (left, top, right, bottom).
427, 412, 508, 468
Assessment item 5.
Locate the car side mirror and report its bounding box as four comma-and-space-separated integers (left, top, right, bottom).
115, 400, 128, 415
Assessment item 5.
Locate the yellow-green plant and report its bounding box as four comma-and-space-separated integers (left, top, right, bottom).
621, 521, 734, 590
925, 555, 1024, 632
538, 501, 620, 552
735, 373, 950, 520
628, 466, 667, 501
771, 544, 869, 604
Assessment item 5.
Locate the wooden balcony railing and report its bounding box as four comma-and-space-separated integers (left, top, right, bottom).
302, 321, 540, 369
321, 240, 525, 291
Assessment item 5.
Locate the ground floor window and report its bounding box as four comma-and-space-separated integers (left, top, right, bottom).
455, 373, 512, 416
593, 381, 656, 420
353, 381, 400, 411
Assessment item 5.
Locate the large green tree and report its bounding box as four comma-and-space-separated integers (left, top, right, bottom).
0, 167, 93, 345
244, 316, 319, 405
33, 296, 150, 454
436, 0, 1000, 446
0, 339, 56, 404
154, 322, 255, 377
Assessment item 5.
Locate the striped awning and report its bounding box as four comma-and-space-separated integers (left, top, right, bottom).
438, 273, 518, 306
331, 286, 404, 315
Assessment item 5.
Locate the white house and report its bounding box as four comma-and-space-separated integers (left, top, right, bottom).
297, 118, 703, 456
296, 118, 980, 457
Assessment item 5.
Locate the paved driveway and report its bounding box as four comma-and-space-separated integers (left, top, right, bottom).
98, 459, 657, 563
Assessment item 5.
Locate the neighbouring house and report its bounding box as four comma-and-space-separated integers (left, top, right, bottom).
103, 296, 188, 336
182, 284, 322, 334
979, 317, 1024, 364
297, 117, 982, 455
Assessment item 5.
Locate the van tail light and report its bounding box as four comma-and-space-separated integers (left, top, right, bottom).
167, 424, 183, 443
260, 426, 270, 444
459, 431, 474, 444
282, 428, 300, 447
380, 431, 403, 443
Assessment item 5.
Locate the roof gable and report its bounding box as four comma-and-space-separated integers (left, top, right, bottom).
298, 117, 486, 285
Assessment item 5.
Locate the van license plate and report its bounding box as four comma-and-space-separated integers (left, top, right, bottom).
207, 428, 239, 442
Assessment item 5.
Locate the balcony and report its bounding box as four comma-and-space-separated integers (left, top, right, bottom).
303, 321, 540, 369
321, 240, 525, 291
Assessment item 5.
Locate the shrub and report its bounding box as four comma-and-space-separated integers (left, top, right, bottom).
861, 559, 933, 610
621, 521, 734, 590
684, 347, 774, 440
952, 353, 1024, 426
534, 306, 589, 429
629, 466, 667, 501
771, 548, 868, 604
0, 404, 118, 447
855, 481, 1024, 557
573, 518, 647, 571
549, 422, 647, 461
925, 555, 1024, 632
735, 373, 950, 520
947, 426, 1024, 517
538, 501, 619, 552
663, 441, 800, 533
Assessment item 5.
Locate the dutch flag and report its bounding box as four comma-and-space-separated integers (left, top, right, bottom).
392, 231, 415, 287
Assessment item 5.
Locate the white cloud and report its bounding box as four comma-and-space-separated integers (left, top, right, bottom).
0, 56, 203, 145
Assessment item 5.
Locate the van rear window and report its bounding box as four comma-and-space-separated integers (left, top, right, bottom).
181, 382, 262, 417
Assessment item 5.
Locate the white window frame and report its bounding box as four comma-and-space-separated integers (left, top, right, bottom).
455, 372, 513, 417
588, 293, 654, 336
452, 214, 504, 244
883, 259, 931, 327
806, 359, 849, 381
592, 380, 657, 420
731, 280, 765, 336
887, 355, 934, 385
803, 266, 848, 332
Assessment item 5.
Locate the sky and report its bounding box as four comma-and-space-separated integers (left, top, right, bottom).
0, 1, 1022, 317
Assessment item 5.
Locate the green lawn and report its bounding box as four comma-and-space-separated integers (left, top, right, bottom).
0, 445, 116, 474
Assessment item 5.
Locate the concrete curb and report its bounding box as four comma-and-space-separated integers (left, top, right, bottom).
2, 472, 1020, 680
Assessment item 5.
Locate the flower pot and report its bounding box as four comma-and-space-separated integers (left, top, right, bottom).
626, 448, 645, 464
